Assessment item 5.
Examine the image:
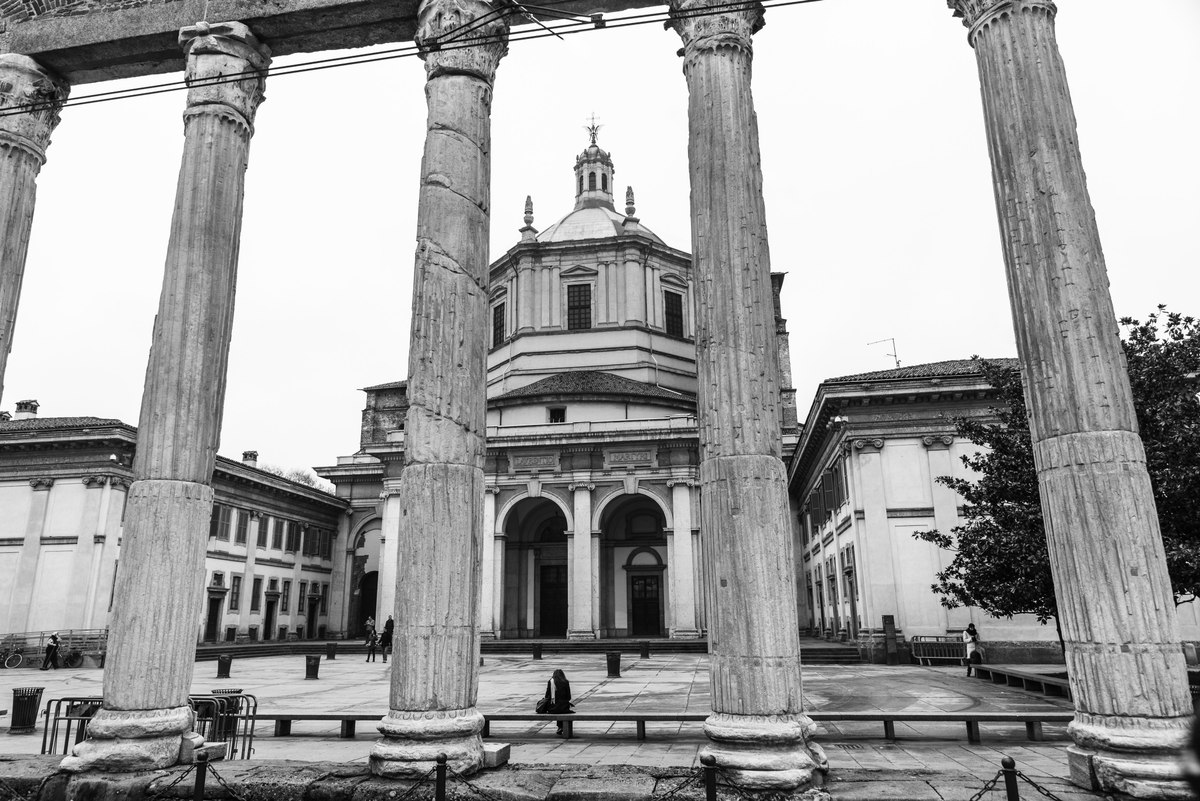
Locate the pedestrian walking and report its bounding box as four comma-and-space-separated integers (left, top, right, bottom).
365, 629, 379, 662
40, 632, 61, 670
544, 668, 575, 735
963, 623, 982, 676
380, 615, 394, 663
365, 616, 376, 635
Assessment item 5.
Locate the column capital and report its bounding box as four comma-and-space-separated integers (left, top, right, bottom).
82, 475, 109, 488
0, 54, 69, 164
179, 21, 271, 135
921, 435, 954, 450
948, 1, 1056, 43
416, 0, 509, 84
668, 0, 763, 63
567, 483, 595, 493
484, 485, 501, 495
29, 477, 54, 491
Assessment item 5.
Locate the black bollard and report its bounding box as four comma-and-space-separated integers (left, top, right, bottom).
326, 642, 337, 660
639, 641, 650, 659
435, 754, 448, 801
606, 651, 621, 678
1001, 757, 1019, 801
193, 751, 208, 801
305, 654, 320, 680
532, 643, 543, 660
701, 754, 717, 801
216, 654, 232, 679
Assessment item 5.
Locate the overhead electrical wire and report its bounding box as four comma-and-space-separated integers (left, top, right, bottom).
0, 0, 824, 118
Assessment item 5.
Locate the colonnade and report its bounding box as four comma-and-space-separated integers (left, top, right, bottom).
0, 0, 1187, 795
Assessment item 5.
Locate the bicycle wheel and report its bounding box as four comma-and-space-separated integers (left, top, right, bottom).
64, 651, 84, 668
4, 651, 23, 669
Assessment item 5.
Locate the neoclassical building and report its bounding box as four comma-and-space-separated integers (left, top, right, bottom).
318, 137, 800, 640
0, 403, 348, 642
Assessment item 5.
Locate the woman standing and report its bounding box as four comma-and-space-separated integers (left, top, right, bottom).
962, 623, 982, 676
365, 628, 379, 662
545, 668, 575, 735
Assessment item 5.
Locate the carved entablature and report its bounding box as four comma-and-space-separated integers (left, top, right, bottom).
416, 0, 509, 83
0, 54, 70, 163
922, 435, 955, 450
604, 448, 656, 470
29, 477, 54, 490
948, 0, 1056, 42
668, 0, 763, 64
511, 453, 560, 473
179, 22, 271, 136
852, 438, 884, 453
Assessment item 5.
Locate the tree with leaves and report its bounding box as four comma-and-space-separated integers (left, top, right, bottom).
915, 306, 1200, 627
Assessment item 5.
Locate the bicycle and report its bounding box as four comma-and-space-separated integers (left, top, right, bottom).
2, 645, 24, 669
63, 649, 84, 669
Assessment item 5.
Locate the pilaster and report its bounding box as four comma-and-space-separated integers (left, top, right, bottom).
949, 2, 1190, 796
480, 486, 499, 639
7, 477, 53, 631
667, 477, 700, 638
568, 482, 595, 639
0, 54, 68, 405
63, 21, 269, 773
371, 0, 507, 779
668, 0, 822, 789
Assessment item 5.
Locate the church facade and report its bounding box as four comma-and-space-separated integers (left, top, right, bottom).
317, 137, 801, 640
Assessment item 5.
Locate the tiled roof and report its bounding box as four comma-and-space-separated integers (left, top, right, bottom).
826, 358, 1019, 384
493, 371, 693, 403
361, 380, 406, 392
0, 416, 128, 431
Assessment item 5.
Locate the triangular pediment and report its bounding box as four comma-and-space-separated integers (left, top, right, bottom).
560, 264, 599, 278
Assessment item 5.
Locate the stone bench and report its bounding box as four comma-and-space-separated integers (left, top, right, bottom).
806, 710, 1075, 743
483, 712, 709, 740
973, 665, 1073, 701
256, 713, 381, 738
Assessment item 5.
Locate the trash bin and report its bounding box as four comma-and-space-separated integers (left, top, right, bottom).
639, 641, 650, 659
325, 642, 338, 661
532, 643, 543, 661
216, 654, 232, 679
305, 655, 320, 680
605, 652, 621, 678
10, 687, 44, 734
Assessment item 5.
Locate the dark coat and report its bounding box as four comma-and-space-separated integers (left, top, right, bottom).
546, 678, 573, 714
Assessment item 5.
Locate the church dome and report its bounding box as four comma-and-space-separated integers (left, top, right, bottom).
537, 205, 664, 244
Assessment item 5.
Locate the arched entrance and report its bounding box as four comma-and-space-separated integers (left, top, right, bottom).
500, 497, 569, 638
598, 494, 667, 638
347, 520, 381, 637
357, 572, 378, 636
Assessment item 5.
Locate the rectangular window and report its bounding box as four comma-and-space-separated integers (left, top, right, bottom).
210, 505, 232, 541
664, 291, 684, 337
492, 302, 506, 347
566, 284, 591, 330
297, 582, 307, 613
234, 510, 249, 545
548, 407, 566, 424
229, 575, 242, 612
320, 584, 329, 614
286, 522, 300, 553
209, 506, 221, 539
823, 470, 836, 519
281, 580, 291, 610
256, 515, 268, 547
218, 506, 232, 541
273, 519, 284, 550
321, 530, 333, 560
251, 577, 262, 612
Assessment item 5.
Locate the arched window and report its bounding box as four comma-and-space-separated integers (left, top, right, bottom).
601, 173, 608, 192
578, 174, 583, 195
588, 172, 596, 191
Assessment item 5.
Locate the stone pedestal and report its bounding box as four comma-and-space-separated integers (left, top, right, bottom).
369, 0, 507, 778
949, 2, 1191, 797
668, 0, 823, 790
61, 21, 269, 773
0, 55, 68, 404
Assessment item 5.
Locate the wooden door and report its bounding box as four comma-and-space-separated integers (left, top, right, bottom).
630, 575, 661, 636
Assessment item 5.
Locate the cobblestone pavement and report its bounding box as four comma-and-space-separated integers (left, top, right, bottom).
1, 652, 1086, 791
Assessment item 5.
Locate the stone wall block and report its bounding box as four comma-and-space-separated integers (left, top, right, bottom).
103, 479, 214, 710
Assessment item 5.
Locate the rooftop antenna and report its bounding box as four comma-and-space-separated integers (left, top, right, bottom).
867, 338, 900, 368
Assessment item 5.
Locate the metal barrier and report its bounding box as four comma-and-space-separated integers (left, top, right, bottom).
909, 635, 966, 665
40, 692, 257, 760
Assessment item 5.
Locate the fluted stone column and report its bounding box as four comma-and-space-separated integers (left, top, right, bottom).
949, 2, 1191, 796
668, 0, 824, 790
0, 55, 68, 405
370, 0, 507, 778
62, 22, 268, 773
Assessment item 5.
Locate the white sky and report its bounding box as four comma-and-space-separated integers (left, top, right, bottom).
4, 0, 1198, 475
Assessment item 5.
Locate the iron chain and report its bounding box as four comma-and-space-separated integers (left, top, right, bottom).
651, 769, 703, 800
393, 765, 439, 801
0, 776, 35, 801
1017, 771, 1067, 801
965, 770, 1003, 801
446, 764, 510, 801
144, 765, 196, 800
206, 764, 249, 801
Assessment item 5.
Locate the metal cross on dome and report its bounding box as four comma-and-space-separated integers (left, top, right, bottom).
585, 113, 602, 145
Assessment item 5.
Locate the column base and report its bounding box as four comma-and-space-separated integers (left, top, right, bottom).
567, 630, 596, 641
59, 706, 194, 773
701, 712, 827, 791
370, 708, 485, 778
1066, 714, 1192, 798
480, 630, 497, 641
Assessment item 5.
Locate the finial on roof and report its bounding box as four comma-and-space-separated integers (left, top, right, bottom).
523, 195, 534, 226
585, 112, 602, 146
625, 186, 636, 217
520, 195, 538, 241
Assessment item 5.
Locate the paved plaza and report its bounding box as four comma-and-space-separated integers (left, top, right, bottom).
1, 651, 1108, 798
